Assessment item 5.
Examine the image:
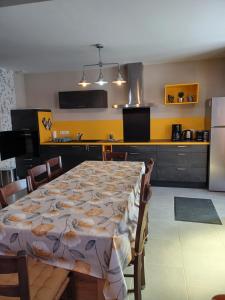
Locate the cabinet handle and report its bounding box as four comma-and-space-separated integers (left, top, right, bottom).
20, 133, 32, 136
177, 153, 186, 156
24, 158, 33, 161
177, 146, 187, 148
176, 167, 186, 171
130, 152, 140, 155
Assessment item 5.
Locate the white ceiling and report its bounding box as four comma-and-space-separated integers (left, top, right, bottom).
0, 0, 225, 73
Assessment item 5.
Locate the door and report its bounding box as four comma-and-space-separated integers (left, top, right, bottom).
211, 97, 225, 127
209, 127, 225, 191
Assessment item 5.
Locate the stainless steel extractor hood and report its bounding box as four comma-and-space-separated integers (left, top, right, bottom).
112, 62, 154, 108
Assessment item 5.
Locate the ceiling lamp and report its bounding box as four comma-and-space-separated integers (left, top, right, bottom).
78, 44, 126, 87
94, 68, 108, 86
112, 66, 126, 86
78, 71, 91, 87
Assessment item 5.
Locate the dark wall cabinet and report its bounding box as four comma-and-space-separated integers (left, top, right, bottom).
112, 144, 208, 188
40, 145, 102, 173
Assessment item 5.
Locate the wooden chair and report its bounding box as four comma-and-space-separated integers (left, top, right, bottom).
143, 159, 154, 242
46, 156, 63, 180
145, 159, 154, 179
27, 164, 49, 190
102, 151, 128, 161
125, 176, 152, 300
0, 177, 33, 208
0, 250, 70, 300
212, 296, 225, 300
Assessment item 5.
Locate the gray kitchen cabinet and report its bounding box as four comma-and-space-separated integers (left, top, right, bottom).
112, 145, 158, 180
156, 145, 208, 187
112, 144, 208, 187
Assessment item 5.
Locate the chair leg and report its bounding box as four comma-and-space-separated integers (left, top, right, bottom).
145, 212, 149, 243
134, 257, 142, 300
141, 252, 145, 290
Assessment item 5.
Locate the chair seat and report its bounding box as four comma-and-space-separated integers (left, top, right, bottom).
0, 257, 69, 300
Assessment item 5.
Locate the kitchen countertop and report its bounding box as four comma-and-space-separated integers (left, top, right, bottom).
40, 139, 210, 146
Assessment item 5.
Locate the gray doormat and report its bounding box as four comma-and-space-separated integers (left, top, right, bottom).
174, 196, 222, 225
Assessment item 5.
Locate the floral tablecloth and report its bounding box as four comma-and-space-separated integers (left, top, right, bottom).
0, 161, 145, 300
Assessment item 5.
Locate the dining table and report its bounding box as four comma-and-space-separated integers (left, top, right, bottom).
0, 160, 145, 300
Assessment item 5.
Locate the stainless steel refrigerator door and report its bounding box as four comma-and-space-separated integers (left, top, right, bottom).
209, 127, 225, 191
211, 97, 225, 127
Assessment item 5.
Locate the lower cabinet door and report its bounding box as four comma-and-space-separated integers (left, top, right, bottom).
112, 145, 157, 180
157, 166, 207, 183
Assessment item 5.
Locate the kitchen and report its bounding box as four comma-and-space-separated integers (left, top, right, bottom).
1, 1, 225, 300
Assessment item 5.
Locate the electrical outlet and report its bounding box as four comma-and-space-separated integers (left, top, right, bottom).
60, 131, 70, 135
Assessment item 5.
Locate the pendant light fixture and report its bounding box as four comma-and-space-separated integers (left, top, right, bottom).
78, 44, 126, 87
78, 70, 91, 87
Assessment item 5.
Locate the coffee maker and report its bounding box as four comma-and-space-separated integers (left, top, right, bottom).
171, 124, 182, 141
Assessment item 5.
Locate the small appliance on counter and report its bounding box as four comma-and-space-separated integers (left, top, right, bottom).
171, 124, 182, 141
195, 130, 209, 142
181, 129, 194, 141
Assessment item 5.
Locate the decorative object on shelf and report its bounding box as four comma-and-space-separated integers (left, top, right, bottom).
168, 94, 174, 103
78, 44, 126, 87
42, 117, 52, 130
164, 83, 199, 105
187, 95, 194, 102
178, 91, 184, 103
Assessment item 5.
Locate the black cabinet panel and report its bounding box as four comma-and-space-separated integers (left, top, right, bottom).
16, 156, 42, 178
40, 145, 102, 173
59, 90, 108, 108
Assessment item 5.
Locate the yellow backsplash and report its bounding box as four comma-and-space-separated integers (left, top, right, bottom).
49, 116, 205, 141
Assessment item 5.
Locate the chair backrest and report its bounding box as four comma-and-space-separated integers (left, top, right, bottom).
0, 177, 33, 208
135, 177, 152, 255
0, 251, 30, 300
46, 156, 63, 180
103, 151, 128, 161
139, 159, 154, 201
145, 159, 154, 177
27, 164, 49, 190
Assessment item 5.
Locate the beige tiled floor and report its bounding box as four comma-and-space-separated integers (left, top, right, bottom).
126, 186, 225, 300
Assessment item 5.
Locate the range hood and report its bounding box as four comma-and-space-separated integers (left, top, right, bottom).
112, 62, 154, 108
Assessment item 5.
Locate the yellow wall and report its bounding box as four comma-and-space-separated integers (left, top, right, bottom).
38, 111, 53, 142
51, 116, 205, 140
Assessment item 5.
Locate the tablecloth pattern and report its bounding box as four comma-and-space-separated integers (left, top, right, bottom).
0, 161, 145, 300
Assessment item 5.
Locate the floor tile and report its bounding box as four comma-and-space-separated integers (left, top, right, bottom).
139, 186, 225, 300
149, 219, 180, 242
146, 238, 183, 268
143, 264, 188, 300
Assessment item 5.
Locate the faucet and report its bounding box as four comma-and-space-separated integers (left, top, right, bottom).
76, 133, 83, 141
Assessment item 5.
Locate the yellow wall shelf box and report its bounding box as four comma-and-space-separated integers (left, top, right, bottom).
164, 83, 199, 105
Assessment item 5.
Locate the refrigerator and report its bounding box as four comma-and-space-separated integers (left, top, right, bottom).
207, 97, 225, 191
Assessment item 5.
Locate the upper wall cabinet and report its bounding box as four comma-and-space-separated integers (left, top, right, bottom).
58, 90, 108, 109
164, 83, 199, 105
